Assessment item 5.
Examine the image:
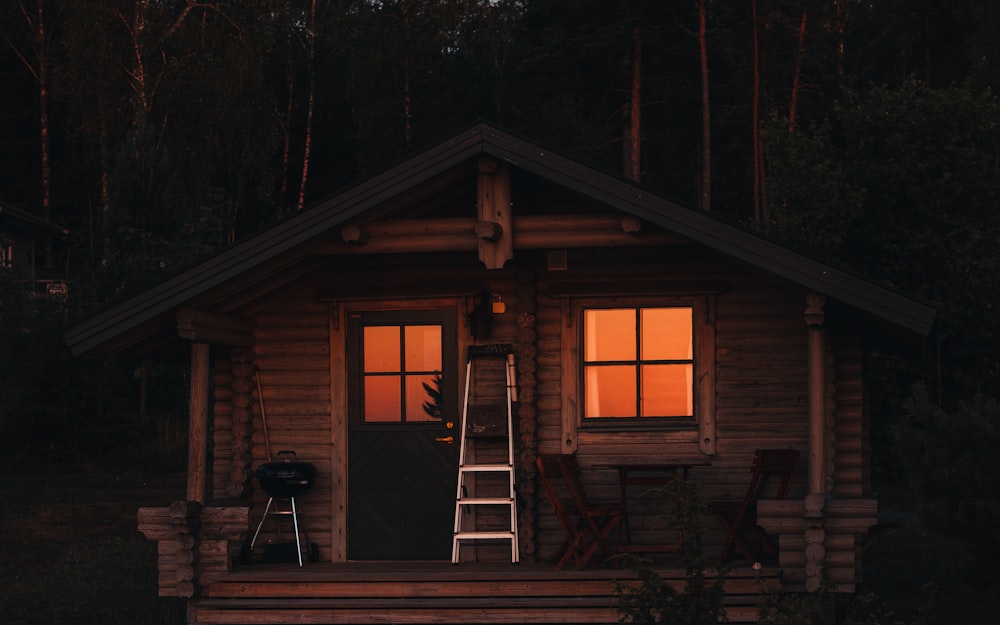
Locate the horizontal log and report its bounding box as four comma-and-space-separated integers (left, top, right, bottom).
341, 223, 371, 244
476, 221, 503, 241
251, 400, 331, 417
177, 307, 255, 333
201, 507, 252, 534
175, 580, 196, 599
177, 322, 255, 347
170, 500, 204, 522
311, 217, 686, 255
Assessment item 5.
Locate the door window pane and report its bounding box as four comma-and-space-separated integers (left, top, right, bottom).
364, 326, 400, 372
364, 376, 401, 422
404, 325, 442, 371
407, 374, 441, 422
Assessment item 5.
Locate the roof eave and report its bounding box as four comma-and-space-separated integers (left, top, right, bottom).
65, 123, 936, 356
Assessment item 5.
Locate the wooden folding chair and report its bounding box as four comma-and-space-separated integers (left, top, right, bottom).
536, 453, 625, 570
709, 448, 799, 564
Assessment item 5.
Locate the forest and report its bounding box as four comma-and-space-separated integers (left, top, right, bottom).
2, 0, 1000, 615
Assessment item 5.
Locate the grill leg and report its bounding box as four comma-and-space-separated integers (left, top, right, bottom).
249, 497, 275, 551
290, 497, 303, 567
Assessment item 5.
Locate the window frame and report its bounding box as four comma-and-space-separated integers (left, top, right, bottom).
581, 304, 696, 423
346, 308, 458, 431
0, 242, 13, 269
560, 295, 716, 454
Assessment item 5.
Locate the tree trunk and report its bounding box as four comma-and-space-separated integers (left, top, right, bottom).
788, 5, 808, 132
297, 0, 317, 210
402, 0, 413, 148
34, 0, 51, 225
752, 0, 765, 225
697, 0, 711, 211
924, 0, 932, 86
627, 27, 642, 182
280, 60, 294, 206
10, 1, 53, 267
98, 102, 112, 265
835, 0, 848, 76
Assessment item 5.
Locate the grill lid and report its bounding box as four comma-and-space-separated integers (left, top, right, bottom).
256, 450, 317, 498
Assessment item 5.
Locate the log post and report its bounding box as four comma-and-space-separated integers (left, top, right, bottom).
804, 292, 827, 502
188, 342, 210, 504
803, 292, 827, 592
477, 157, 514, 269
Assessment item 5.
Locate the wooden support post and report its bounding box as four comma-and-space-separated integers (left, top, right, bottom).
698, 294, 717, 455
803, 292, 827, 593
477, 157, 514, 269
804, 292, 827, 502
188, 342, 210, 504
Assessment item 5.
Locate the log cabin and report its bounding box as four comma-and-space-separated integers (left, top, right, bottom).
65, 123, 935, 624
0, 198, 68, 296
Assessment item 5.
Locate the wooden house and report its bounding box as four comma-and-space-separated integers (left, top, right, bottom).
65, 123, 935, 624
0, 198, 68, 296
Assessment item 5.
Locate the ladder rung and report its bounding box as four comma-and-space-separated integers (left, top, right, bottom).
454, 531, 516, 540
457, 497, 514, 505
459, 464, 511, 472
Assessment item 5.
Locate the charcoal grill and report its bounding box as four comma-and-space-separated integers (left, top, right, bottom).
246, 451, 319, 565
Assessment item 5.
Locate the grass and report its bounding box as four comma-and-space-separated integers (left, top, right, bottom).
0, 468, 187, 625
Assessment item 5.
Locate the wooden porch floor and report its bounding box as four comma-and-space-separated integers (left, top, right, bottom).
194, 560, 779, 624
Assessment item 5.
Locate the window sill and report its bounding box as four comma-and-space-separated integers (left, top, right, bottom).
580, 417, 697, 432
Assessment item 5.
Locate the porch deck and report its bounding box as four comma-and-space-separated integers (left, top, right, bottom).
194, 560, 779, 624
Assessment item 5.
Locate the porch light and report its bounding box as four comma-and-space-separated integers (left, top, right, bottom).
491, 294, 507, 314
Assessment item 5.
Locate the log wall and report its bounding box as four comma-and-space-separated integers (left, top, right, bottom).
197, 242, 874, 583
246, 291, 334, 559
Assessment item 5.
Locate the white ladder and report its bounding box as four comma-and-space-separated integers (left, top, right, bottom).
451, 343, 519, 563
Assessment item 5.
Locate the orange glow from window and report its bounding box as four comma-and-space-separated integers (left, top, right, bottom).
641, 308, 692, 360
584, 309, 636, 361
641, 364, 693, 416
362, 324, 443, 423
585, 365, 636, 417
583, 306, 693, 418
364, 376, 401, 422
364, 326, 400, 372
404, 325, 441, 371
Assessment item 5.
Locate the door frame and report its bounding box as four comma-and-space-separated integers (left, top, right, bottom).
328, 298, 469, 561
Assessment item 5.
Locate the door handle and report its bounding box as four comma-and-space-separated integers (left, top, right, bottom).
435, 436, 454, 444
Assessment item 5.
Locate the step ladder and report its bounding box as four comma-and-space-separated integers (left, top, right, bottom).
451, 343, 519, 564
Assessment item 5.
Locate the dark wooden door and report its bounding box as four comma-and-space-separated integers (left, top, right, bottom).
347, 309, 459, 560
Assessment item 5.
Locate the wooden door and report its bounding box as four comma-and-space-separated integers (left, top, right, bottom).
347, 309, 459, 560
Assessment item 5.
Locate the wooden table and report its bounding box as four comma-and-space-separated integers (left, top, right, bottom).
597, 462, 710, 554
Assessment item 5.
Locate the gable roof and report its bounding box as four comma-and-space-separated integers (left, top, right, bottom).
65, 123, 936, 356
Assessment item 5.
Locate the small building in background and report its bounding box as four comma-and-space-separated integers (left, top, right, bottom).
0, 198, 69, 298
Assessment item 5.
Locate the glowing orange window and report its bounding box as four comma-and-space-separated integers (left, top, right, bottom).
362, 324, 443, 423
583, 307, 693, 419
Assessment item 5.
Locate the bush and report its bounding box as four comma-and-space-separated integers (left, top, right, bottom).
614, 480, 727, 625
891, 384, 1000, 585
